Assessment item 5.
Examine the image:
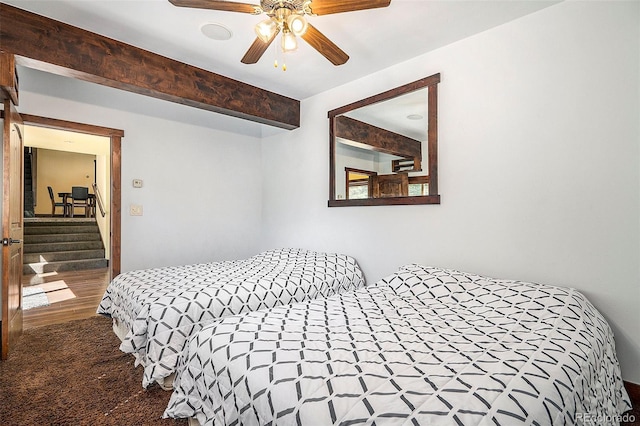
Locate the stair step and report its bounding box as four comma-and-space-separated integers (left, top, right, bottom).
24, 218, 96, 225
24, 225, 99, 235
24, 241, 104, 254
22, 217, 107, 274
23, 249, 106, 263
23, 258, 109, 275
23, 233, 102, 244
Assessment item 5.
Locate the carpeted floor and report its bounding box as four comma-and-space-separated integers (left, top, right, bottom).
0, 316, 187, 425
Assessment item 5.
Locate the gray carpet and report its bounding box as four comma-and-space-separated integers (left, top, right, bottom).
0, 316, 187, 425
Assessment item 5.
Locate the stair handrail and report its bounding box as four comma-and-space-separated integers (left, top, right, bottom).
92, 183, 106, 217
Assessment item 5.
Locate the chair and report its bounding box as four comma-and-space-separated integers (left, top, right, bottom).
87, 194, 96, 218
70, 186, 90, 217
48, 186, 69, 217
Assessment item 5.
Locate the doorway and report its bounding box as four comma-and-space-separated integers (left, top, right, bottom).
19, 115, 122, 326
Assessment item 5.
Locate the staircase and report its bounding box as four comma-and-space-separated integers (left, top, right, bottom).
23, 218, 108, 275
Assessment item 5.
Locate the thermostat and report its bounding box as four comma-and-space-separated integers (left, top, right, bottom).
132, 179, 143, 188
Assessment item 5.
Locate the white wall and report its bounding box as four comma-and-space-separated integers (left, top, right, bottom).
260, 1, 640, 383
95, 153, 110, 258
18, 70, 264, 272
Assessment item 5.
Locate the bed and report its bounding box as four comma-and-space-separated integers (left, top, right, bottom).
96, 248, 365, 389
164, 264, 631, 425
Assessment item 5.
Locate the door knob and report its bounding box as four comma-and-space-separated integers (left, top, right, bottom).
1, 238, 21, 246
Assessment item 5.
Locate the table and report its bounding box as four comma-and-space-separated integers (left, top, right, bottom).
58, 192, 96, 217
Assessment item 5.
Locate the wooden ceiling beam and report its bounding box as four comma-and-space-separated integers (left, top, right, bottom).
335, 115, 422, 159
0, 3, 300, 130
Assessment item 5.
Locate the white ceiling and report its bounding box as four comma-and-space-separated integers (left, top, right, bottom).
5, 0, 560, 101
24, 125, 110, 156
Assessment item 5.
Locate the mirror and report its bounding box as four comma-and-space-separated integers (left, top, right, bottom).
328, 73, 440, 207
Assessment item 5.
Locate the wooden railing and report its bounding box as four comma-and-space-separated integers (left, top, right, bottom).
92, 183, 106, 217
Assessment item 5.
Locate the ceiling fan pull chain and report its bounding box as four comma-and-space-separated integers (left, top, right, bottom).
272, 34, 287, 71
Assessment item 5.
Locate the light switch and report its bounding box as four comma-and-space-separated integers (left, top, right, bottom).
132, 179, 143, 188
130, 204, 143, 216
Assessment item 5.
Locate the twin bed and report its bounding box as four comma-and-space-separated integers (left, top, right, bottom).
99, 251, 632, 425
97, 248, 365, 388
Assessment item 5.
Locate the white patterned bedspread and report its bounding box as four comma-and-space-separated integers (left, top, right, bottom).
97, 248, 365, 388
164, 264, 631, 426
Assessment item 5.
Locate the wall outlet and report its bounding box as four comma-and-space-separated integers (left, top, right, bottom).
130, 204, 143, 216
132, 179, 143, 188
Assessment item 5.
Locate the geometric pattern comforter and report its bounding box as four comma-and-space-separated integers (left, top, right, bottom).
97, 248, 365, 388
164, 264, 631, 425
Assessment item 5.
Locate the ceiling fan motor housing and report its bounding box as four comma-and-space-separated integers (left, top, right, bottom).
260, 0, 310, 15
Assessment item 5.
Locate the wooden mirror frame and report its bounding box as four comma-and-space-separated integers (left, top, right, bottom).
328, 73, 441, 207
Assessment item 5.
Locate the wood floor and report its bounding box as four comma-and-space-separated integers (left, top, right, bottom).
22, 267, 110, 329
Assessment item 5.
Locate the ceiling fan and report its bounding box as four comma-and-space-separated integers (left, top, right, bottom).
169, 0, 392, 67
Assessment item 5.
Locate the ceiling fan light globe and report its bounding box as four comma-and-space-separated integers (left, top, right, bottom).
255, 18, 277, 43
287, 14, 308, 36
281, 31, 298, 52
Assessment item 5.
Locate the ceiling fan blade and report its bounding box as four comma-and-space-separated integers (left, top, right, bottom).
241, 28, 280, 64
168, 0, 258, 13
301, 24, 349, 66
308, 0, 391, 16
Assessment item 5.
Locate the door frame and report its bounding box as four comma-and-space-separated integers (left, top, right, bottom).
20, 114, 123, 278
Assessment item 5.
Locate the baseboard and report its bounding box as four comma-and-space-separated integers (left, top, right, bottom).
624, 381, 640, 408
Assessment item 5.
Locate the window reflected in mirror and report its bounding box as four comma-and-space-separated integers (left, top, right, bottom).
329, 74, 441, 207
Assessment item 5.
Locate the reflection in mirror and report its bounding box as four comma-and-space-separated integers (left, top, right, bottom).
329, 74, 440, 207
346, 168, 376, 200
